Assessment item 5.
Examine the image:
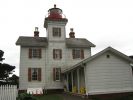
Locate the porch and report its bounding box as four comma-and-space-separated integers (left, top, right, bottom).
62, 66, 86, 95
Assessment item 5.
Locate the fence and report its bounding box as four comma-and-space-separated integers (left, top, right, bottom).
0, 85, 18, 100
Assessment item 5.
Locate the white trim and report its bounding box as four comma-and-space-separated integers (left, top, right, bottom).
77, 68, 80, 93
71, 71, 73, 90
66, 73, 69, 92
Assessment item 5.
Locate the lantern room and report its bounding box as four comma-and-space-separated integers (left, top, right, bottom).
44, 5, 68, 28
48, 4, 63, 19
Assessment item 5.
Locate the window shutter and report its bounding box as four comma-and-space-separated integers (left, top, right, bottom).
53, 68, 55, 81
60, 50, 62, 59
81, 49, 84, 59
72, 49, 75, 59
39, 48, 42, 58
59, 32, 61, 37
59, 68, 61, 81
29, 48, 32, 58
28, 68, 31, 82
38, 68, 41, 81
53, 49, 55, 59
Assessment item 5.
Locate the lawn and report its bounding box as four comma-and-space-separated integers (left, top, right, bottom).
17, 93, 63, 100
35, 94, 63, 100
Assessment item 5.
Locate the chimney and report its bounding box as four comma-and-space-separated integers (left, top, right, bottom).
69, 28, 75, 38
34, 27, 39, 37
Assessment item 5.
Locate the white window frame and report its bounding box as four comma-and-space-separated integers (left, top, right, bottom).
31, 68, 38, 81
32, 48, 40, 58
54, 49, 62, 60
74, 49, 81, 59
55, 68, 61, 81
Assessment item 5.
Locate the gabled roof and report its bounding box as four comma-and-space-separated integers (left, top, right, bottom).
66, 38, 95, 48
62, 46, 133, 73
16, 36, 95, 48
16, 36, 48, 47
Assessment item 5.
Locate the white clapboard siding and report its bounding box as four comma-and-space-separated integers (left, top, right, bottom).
0, 85, 18, 100
85, 52, 133, 95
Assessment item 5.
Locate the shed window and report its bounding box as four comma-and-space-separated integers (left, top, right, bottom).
106, 54, 110, 58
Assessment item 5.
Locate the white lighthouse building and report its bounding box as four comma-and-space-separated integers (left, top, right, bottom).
16, 5, 133, 96
16, 5, 95, 92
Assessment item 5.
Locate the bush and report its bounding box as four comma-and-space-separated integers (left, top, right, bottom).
17, 93, 37, 100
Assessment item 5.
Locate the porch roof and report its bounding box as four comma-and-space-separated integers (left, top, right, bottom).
62, 46, 133, 73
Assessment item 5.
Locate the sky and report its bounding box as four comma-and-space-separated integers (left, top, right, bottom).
0, 0, 133, 76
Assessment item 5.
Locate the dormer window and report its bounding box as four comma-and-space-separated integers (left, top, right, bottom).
53, 27, 61, 37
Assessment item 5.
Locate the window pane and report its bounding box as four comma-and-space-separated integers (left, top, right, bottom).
53, 49, 62, 59
31, 68, 38, 81
53, 27, 61, 37
55, 68, 61, 81
74, 49, 80, 58
32, 49, 40, 58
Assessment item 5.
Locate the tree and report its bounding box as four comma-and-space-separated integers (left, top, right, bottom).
0, 50, 15, 80
0, 50, 4, 61
8, 74, 19, 87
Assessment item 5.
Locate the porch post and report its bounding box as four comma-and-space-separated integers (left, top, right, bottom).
71, 71, 73, 92
66, 73, 69, 92
77, 68, 80, 93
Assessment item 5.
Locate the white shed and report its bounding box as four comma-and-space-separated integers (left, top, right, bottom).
62, 47, 133, 95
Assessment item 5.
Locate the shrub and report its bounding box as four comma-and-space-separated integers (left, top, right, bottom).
17, 93, 37, 100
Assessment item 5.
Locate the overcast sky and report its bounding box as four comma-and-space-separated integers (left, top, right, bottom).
0, 0, 133, 76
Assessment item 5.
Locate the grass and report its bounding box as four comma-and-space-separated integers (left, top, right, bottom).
34, 94, 63, 100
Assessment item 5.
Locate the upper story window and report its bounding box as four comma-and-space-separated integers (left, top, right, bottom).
28, 68, 41, 81
72, 49, 84, 59
29, 48, 42, 58
53, 49, 62, 60
53, 27, 61, 37
53, 68, 61, 81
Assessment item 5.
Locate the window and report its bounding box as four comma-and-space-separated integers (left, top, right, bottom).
72, 49, 84, 59
106, 54, 110, 58
31, 68, 38, 80
74, 49, 80, 58
53, 49, 62, 59
53, 27, 61, 37
53, 68, 61, 81
28, 68, 41, 81
29, 48, 41, 58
